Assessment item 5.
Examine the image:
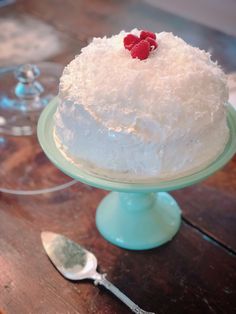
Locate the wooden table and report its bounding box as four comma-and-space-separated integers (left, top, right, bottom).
0, 1, 236, 313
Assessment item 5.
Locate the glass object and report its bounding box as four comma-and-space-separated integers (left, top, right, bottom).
0, 62, 62, 136
0, 63, 76, 195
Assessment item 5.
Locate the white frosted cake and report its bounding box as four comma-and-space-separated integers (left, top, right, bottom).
54, 29, 229, 179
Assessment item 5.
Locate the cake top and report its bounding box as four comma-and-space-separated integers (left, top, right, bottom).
59, 29, 228, 141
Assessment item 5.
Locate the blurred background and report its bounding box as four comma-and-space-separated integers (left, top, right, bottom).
0, 0, 236, 67
1, 0, 236, 102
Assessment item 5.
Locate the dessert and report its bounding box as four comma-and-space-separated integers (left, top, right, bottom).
54, 29, 229, 179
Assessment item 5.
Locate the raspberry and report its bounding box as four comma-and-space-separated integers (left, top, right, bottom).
145, 37, 158, 50
131, 40, 150, 60
140, 30, 156, 40
123, 34, 140, 51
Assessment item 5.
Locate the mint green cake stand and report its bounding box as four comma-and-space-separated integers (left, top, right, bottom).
37, 98, 236, 250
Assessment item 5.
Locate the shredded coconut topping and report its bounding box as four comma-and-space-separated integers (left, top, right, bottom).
54, 30, 229, 179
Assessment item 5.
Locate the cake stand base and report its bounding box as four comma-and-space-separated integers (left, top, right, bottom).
96, 191, 181, 250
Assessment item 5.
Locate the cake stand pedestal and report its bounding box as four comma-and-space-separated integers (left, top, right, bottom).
96, 191, 181, 250
37, 98, 236, 250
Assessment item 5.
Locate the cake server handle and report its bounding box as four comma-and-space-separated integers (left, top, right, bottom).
93, 273, 156, 314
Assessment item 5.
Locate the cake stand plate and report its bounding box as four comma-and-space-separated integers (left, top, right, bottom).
37, 98, 236, 250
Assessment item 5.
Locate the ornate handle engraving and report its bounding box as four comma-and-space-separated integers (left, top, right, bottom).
94, 273, 155, 314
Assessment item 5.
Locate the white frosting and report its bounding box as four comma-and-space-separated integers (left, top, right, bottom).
54, 30, 229, 179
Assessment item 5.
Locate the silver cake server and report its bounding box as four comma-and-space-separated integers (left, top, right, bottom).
41, 232, 155, 314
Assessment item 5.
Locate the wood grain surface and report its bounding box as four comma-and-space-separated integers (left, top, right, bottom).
0, 1, 236, 313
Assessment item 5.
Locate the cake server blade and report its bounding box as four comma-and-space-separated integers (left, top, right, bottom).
41, 232, 155, 314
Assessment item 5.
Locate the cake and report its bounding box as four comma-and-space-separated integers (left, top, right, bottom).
54, 29, 229, 179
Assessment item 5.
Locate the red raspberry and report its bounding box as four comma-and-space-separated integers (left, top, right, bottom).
124, 34, 141, 51
145, 37, 158, 50
140, 30, 156, 40
131, 40, 150, 60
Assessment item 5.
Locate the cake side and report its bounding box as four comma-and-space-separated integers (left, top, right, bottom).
54, 97, 229, 178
